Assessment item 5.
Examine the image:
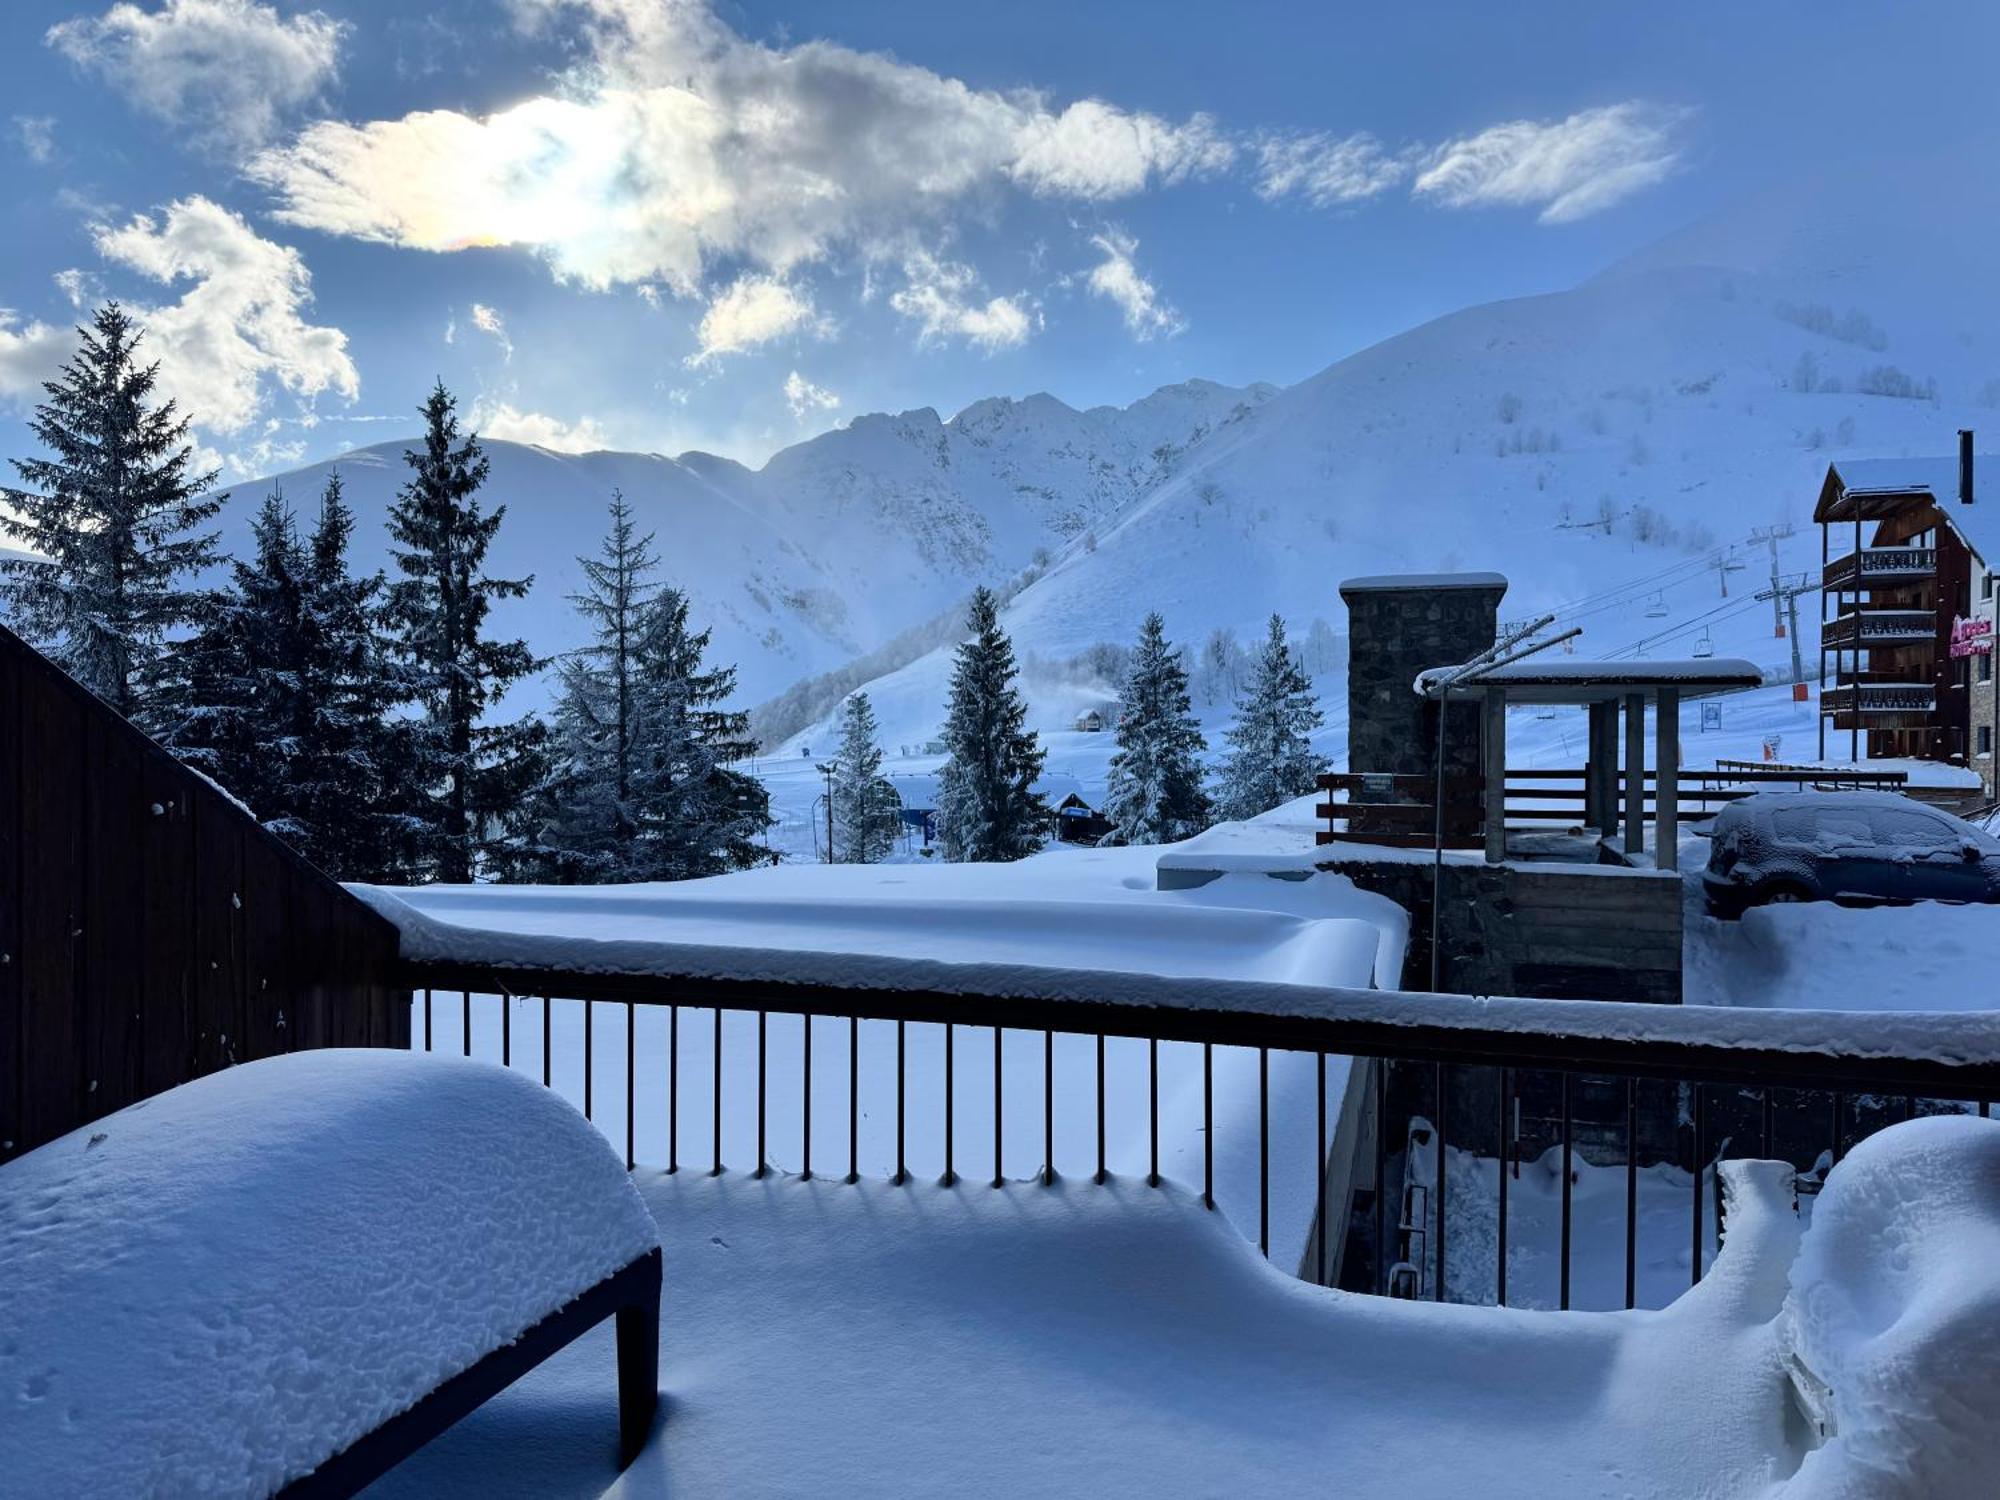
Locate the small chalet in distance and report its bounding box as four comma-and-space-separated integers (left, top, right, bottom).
1816, 431, 2000, 797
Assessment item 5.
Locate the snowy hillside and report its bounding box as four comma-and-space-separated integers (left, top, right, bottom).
773, 174, 2000, 819
223, 378, 1274, 705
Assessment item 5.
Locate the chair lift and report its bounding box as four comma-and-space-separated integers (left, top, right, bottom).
1693, 628, 1715, 659
1646, 591, 1668, 618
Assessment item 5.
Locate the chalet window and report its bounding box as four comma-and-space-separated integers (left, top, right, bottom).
1981, 725, 1995, 757
1982, 653, 1994, 684
1985, 571, 1996, 599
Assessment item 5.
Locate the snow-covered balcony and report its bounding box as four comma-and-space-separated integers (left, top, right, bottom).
1822, 543, 1938, 590
1822, 677, 1938, 716
1820, 606, 1936, 651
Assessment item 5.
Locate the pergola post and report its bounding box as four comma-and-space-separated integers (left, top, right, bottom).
1483, 686, 1507, 864
1655, 687, 1679, 872
1588, 701, 1616, 836
1623, 692, 1646, 858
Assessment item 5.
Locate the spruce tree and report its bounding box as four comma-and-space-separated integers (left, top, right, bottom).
936, 587, 1047, 862
382, 382, 544, 882
833, 691, 901, 863
2, 302, 220, 723
626, 586, 772, 879
1213, 614, 1328, 822
517, 494, 660, 882
1102, 612, 1209, 844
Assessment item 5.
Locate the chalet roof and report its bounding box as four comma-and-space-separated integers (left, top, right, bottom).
1415, 656, 1764, 704
1816, 457, 2000, 566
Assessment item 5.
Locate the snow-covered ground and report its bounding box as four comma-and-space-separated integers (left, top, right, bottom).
358, 1117, 2000, 1499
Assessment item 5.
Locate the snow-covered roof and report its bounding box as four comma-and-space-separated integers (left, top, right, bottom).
3, 1050, 659, 1496
1415, 656, 1763, 702
1820, 456, 2000, 565
1339, 570, 1509, 594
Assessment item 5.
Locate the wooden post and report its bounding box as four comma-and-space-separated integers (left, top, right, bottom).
1655, 687, 1680, 872
1624, 692, 1646, 858
1483, 687, 1507, 864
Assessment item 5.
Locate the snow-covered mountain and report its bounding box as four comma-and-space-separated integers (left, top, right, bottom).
772, 156, 2000, 806
228, 377, 1276, 705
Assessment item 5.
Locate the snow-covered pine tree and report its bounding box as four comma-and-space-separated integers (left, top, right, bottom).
381, 382, 545, 882
936, 587, 1047, 862
1, 303, 220, 724
832, 691, 901, 863
516, 494, 661, 882
1213, 614, 1329, 822
626, 585, 772, 879
1102, 612, 1209, 844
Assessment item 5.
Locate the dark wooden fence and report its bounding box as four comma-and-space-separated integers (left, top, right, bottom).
1, 623, 408, 1163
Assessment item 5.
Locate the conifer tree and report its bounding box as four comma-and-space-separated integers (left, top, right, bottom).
381, 382, 543, 882
517, 494, 660, 881
2, 303, 220, 724
1102, 612, 1209, 844
1213, 614, 1328, 822
832, 691, 901, 863
626, 586, 772, 878
936, 587, 1047, 862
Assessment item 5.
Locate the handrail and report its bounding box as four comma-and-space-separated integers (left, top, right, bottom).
394, 958, 2000, 1098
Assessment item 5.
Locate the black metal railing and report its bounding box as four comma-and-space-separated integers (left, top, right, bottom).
401, 959, 1999, 1311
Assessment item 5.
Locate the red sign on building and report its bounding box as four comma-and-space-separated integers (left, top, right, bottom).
1950, 614, 1994, 657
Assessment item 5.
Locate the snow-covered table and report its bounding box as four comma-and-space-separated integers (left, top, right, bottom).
0, 1050, 662, 1498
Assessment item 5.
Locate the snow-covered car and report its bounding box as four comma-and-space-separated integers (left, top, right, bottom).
1702, 790, 2000, 916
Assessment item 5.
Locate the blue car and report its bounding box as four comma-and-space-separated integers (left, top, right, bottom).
1702, 790, 2000, 917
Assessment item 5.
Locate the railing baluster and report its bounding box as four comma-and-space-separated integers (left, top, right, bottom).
894, 1020, 906, 1186
423, 988, 432, 1052
541, 996, 550, 1088
712, 1009, 723, 1176
584, 1000, 594, 1121
1258, 1047, 1270, 1258
669, 1005, 679, 1174
501, 991, 511, 1069
625, 1002, 635, 1172
1760, 1086, 1773, 1160
847, 1015, 858, 1185
1624, 1077, 1638, 1311
992, 1024, 1003, 1188
461, 990, 471, 1059
1148, 1038, 1160, 1188
1690, 1083, 1705, 1289
756, 1009, 767, 1179
1432, 1061, 1446, 1302
802, 1015, 813, 1182
1831, 1090, 1845, 1163
944, 1021, 955, 1187
1095, 1033, 1107, 1186
1496, 1065, 1508, 1308
1043, 1029, 1055, 1187
1373, 1060, 1386, 1295
1316, 1051, 1328, 1288
1203, 1042, 1214, 1211
1559, 1071, 1573, 1312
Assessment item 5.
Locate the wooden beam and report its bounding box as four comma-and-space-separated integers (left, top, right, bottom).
1656, 687, 1680, 872
1483, 686, 1507, 864
1623, 692, 1646, 857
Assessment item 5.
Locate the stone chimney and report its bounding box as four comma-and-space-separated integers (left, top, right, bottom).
1338, 573, 1508, 793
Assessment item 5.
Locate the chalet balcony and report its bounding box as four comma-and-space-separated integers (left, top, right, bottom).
1820, 607, 1936, 651
1821, 675, 1937, 715
1822, 545, 1938, 591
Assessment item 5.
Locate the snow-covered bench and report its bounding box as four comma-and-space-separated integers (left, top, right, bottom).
1, 1050, 662, 1497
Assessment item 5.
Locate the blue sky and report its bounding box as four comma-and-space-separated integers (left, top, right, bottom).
2, 0, 1994, 478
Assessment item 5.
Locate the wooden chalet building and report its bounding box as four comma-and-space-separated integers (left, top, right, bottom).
1816, 434, 2000, 797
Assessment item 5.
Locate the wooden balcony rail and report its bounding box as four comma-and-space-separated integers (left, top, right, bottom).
1823, 546, 1938, 590
1821, 609, 1936, 650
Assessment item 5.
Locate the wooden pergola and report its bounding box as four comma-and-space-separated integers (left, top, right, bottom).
1419, 658, 1764, 870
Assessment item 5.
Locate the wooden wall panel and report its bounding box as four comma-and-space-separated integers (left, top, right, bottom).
0, 642, 22, 1163
16, 662, 84, 1148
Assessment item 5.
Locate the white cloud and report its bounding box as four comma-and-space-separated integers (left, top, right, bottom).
1255, 130, 1408, 207
469, 302, 513, 360
12, 115, 57, 164
889, 253, 1031, 351
53, 268, 98, 308
249, 0, 1237, 295
783, 369, 840, 421
1084, 229, 1181, 340
0, 312, 72, 402
470, 399, 609, 453
92, 195, 359, 433
48, 0, 347, 155
689, 276, 821, 365
1412, 103, 1688, 223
